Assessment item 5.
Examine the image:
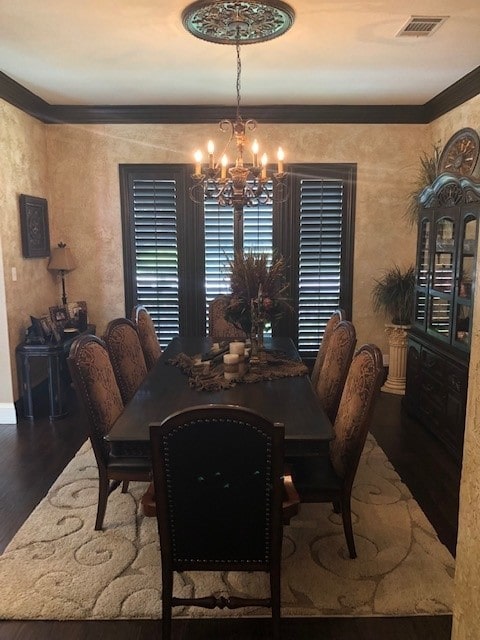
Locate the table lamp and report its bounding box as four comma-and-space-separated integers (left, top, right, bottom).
47, 242, 77, 305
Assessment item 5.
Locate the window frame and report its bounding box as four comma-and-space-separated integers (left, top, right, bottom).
120, 162, 356, 353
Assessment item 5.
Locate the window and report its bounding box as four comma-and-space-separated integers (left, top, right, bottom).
120, 163, 355, 356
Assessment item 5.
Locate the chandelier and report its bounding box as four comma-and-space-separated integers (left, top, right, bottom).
182, 1, 295, 218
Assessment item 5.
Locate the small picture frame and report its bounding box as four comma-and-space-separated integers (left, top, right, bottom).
67, 300, 88, 330
49, 305, 69, 328
40, 316, 52, 339
30, 316, 45, 339
19, 195, 50, 258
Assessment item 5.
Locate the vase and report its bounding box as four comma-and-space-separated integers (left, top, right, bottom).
251, 320, 265, 357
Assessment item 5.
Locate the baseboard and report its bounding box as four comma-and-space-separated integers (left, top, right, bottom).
0, 402, 17, 424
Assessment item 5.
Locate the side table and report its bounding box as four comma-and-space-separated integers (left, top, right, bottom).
16, 325, 96, 421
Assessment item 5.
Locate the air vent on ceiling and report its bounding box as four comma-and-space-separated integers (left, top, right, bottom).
396, 15, 449, 37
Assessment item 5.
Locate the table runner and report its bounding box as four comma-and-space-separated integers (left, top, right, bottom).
168, 350, 309, 391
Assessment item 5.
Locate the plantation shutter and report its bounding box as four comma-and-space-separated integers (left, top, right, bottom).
131, 177, 180, 347
298, 178, 344, 357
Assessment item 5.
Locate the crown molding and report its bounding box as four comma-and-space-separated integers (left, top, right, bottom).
1, 66, 478, 125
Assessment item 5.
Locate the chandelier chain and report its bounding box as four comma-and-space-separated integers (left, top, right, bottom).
236, 43, 242, 120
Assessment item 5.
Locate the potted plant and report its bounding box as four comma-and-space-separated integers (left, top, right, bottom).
372, 265, 415, 395
405, 144, 441, 227
372, 265, 415, 325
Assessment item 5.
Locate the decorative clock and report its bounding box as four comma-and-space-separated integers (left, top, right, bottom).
438, 127, 480, 177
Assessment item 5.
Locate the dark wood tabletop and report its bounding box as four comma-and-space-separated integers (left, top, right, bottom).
106, 336, 332, 457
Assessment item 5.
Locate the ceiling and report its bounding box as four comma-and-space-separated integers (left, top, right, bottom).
0, 0, 479, 108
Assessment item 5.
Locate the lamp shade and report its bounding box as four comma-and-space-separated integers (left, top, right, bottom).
47, 243, 76, 272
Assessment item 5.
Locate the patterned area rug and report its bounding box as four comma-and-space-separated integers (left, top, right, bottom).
0, 435, 454, 620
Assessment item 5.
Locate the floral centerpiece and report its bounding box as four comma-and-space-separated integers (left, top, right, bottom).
224, 251, 292, 337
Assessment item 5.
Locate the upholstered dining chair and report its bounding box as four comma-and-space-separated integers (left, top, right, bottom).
103, 317, 148, 405
310, 309, 346, 388
67, 334, 151, 530
131, 304, 162, 372
208, 295, 247, 340
149, 405, 285, 640
316, 319, 357, 424
289, 343, 383, 559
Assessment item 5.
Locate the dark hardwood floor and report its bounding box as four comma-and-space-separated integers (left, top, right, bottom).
0, 387, 459, 639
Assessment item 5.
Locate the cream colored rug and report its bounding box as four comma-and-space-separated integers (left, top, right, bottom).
0, 434, 454, 620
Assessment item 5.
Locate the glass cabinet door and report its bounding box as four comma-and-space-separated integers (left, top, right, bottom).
428, 215, 455, 341
454, 214, 477, 349
414, 215, 431, 330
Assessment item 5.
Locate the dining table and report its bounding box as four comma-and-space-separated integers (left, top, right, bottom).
105, 335, 333, 458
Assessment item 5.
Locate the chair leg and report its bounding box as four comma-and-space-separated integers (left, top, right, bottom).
95, 473, 110, 531
340, 493, 357, 559
270, 565, 281, 640
121, 480, 129, 493
162, 568, 173, 640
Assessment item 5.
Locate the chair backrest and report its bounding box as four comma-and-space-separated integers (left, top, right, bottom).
316, 319, 357, 423
208, 296, 247, 340
103, 317, 147, 405
67, 334, 124, 466
330, 344, 383, 485
150, 405, 284, 573
132, 305, 162, 371
311, 309, 346, 388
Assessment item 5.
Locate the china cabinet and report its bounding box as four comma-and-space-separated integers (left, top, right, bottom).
403, 173, 480, 461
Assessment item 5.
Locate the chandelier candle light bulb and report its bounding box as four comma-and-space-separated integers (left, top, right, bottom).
252, 139, 259, 166
194, 150, 203, 176
207, 140, 215, 169
277, 147, 284, 174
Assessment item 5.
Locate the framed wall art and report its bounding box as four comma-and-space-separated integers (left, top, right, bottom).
19, 194, 50, 258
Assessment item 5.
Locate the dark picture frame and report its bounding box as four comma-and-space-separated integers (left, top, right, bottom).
19, 195, 50, 258
49, 305, 69, 327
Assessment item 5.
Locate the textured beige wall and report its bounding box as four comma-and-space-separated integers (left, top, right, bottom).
45, 121, 423, 352
2, 103, 444, 402
442, 94, 480, 640
0, 101, 57, 402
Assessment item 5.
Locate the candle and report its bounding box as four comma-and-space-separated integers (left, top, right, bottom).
261, 153, 268, 179
207, 140, 214, 169
252, 139, 259, 167
277, 147, 284, 174
194, 149, 203, 175
221, 154, 228, 179
224, 352, 239, 381
230, 341, 245, 355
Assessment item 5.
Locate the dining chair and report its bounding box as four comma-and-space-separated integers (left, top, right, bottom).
149, 404, 285, 640
316, 319, 357, 424
103, 317, 148, 405
289, 343, 383, 559
67, 334, 151, 530
310, 309, 346, 388
208, 295, 247, 340
131, 304, 162, 371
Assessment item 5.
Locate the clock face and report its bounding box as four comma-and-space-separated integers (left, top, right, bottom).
439, 128, 480, 176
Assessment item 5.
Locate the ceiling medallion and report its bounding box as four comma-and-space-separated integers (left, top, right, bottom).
182, 0, 295, 44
